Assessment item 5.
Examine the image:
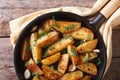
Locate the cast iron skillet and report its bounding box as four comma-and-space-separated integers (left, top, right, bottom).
14, 0, 120, 80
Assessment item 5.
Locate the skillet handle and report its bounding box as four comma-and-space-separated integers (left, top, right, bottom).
100, 0, 120, 19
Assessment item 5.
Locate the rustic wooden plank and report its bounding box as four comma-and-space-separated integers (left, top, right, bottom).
0, 67, 17, 80
0, 38, 13, 68
103, 58, 120, 80
1, 0, 95, 8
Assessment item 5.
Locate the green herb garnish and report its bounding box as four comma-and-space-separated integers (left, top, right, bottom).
33, 43, 37, 47
26, 46, 31, 51
43, 44, 50, 48
64, 24, 76, 31
49, 46, 55, 51
37, 59, 40, 63
37, 31, 47, 38
87, 34, 91, 40
50, 65, 55, 70
50, 16, 60, 28
32, 72, 39, 77
64, 34, 70, 39
96, 58, 101, 65
71, 48, 77, 57
80, 40, 84, 45
42, 52, 48, 58
25, 61, 28, 67
84, 53, 89, 66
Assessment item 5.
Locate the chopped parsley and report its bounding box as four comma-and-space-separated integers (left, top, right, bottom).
32, 72, 39, 77
64, 24, 76, 31
37, 59, 40, 63
42, 52, 48, 58
50, 16, 60, 28
80, 40, 84, 45
64, 34, 70, 39
87, 34, 91, 40
33, 43, 37, 47
37, 31, 47, 38
25, 61, 28, 67
96, 58, 101, 65
25, 46, 31, 51
84, 53, 89, 66
50, 65, 55, 70
43, 44, 50, 48
49, 46, 55, 51
71, 48, 77, 57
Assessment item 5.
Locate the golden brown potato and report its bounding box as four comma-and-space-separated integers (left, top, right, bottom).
58, 54, 69, 74
80, 75, 92, 80
42, 65, 62, 80
77, 39, 98, 53
41, 52, 61, 65
77, 62, 97, 75
37, 31, 59, 48
79, 52, 98, 64
32, 75, 39, 80
67, 45, 79, 65
30, 33, 42, 64
22, 38, 31, 61
49, 20, 81, 33
39, 76, 48, 80
47, 37, 74, 56
71, 27, 94, 40
43, 19, 51, 32
60, 70, 83, 80
27, 58, 43, 75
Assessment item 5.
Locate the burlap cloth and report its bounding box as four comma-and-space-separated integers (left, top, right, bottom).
9, 0, 120, 75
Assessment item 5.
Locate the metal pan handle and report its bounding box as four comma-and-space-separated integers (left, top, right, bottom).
90, 0, 120, 29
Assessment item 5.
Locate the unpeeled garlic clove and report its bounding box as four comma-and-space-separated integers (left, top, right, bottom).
24, 69, 31, 79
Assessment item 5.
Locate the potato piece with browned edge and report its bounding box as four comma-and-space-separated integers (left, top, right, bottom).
49, 20, 81, 33
32, 75, 39, 80
71, 27, 94, 40
47, 37, 74, 56
22, 38, 31, 61
77, 39, 98, 53
67, 45, 79, 65
80, 75, 92, 80
41, 52, 61, 65
42, 65, 62, 80
39, 76, 48, 80
77, 62, 97, 75
37, 31, 59, 48
27, 58, 43, 75
43, 19, 51, 32
30, 33, 42, 64
79, 52, 98, 64
58, 54, 69, 74
60, 70, 83, 80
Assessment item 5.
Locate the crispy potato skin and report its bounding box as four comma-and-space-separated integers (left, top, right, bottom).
47, 37, 74, 56
79, 52, 98, 64
58, 54, 69, 74
43, 19, 51, 32
77, 62, 97, 75
80, 75, 92, 80
42, 65, 62, 80
77, 39, 98, 53
22, 38, 31, 61
37, 31, 59, 48
60, 70, 83, 80
41, 52, 61, 65
30, 33, 42, 64
27, 58, 43, 75
71, 27, 94, 40
67, 45, 79, 65
49, 20, 81, 33
39, 76, 48, 80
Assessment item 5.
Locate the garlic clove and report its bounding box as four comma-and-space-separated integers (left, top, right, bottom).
93, 49, 100, 53
24, 69, 31, 79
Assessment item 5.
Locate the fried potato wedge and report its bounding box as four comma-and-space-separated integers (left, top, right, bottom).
77, 62, 97, 75
39, 76, 48, 80
80, 75, 92, 80
37, 31, 59, 48
77, 39, 98, 53
67, 45, 79, 65
79, 52, 98, 64
27, 58, 43, 75
22, 38, 31, 61
43, 19, 51, 32
30, 33, 42, 64
47, 37, 74, 56
58, 54, 69, 74
32, 75, 39, 80
41, 52, 61, 65
49, 20, 81, 33
42, 65, 62, 80
60, 70, 83, 80
71, 27, 94, 40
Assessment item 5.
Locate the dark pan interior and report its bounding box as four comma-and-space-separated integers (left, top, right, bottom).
14, 12, 107, 80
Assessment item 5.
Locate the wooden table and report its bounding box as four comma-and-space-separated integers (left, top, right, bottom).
0, 0, 120, 80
